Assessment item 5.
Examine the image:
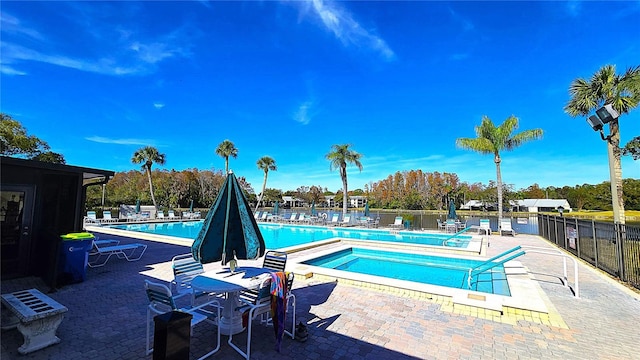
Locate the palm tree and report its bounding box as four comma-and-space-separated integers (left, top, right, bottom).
326, 144, 363, 215
456, 116, 543, 222
131, 146, 166, 210
255, 156, 277, 212
215, 139, 238, 174
564, 64, 640, 225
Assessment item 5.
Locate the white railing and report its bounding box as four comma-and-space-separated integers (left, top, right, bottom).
520, 245, 580, 298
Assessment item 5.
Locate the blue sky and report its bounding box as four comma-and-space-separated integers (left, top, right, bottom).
2, 1, 639, 194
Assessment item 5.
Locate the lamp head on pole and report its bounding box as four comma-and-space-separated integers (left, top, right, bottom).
595, 104, 619, 124
587, 115, 604, 131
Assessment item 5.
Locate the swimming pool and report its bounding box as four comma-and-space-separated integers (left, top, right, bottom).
301, 247, 510, 296
107, 221, 474, 249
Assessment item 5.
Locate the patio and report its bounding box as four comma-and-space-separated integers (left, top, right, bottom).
1, 233, 639, 359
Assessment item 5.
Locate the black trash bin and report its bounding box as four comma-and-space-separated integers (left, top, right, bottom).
58, 232, 94, 284
153, 311, 192, 360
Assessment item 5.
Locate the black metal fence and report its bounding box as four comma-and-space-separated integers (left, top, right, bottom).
538, 214, 640, 291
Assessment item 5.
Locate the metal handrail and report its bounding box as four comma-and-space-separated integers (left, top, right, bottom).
466, 246, 525, 289
520, 245, 580, 298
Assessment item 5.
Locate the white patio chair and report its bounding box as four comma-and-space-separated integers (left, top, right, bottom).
389, 216, 403, 229
500, 218, 516, 236
145, 280, 221, 359
171, 254, 218, 306
228, 277, 273, 359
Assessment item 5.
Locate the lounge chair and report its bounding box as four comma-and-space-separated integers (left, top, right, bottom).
339, 214, 353, 227
389, 216, 403, 229
437, 219, 446, 231
286, 213, 297, 223
85, 211, 100, 225
157, 210, 166, 220
294, 213, 307, 223
254, 211, 262, 220
327, 213, 340, 226
500, 218, 516, 236
102, 210, 117, 223
479, 219, 492, 235
145, 280, 221, 359
168, 210, 180, 221
87, 240, 147, 267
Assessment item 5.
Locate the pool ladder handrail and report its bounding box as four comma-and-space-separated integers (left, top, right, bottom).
442, 227, 474, 245
519, 245, 580, 298
467, 246, 526, 289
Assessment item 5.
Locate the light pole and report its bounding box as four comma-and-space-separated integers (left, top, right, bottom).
586, 104, 625, 224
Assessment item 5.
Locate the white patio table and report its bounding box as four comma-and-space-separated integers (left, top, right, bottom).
191, 267, 272, 335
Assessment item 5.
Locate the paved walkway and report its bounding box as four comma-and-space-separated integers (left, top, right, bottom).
1, 233, 639, 359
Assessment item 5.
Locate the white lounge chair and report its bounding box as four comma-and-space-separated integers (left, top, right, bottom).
339, 214, 353, 227
88, 240, 147, 267
286, 213, 297, 223
168, 210, 181, 221
85, 211, 100, 224
102, 211, 117, 223
478, 219, 492, 235
437, 219, 446, 231
389, 216, 403, 229
294, 213, 307, 223
500, 218, 516, 236
327, 213, 340, 226
145, 280, 221, 358
157, 210, 166, 220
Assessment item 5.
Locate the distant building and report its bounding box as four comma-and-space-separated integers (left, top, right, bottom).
461, 198, 571, 213
511, 199, 572, 213
281, 196, 304, 208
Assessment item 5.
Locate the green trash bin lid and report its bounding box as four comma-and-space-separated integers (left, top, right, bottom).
61, 232, 95, 240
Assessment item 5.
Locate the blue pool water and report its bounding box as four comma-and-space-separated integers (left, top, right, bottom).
108, 221, 472, 249
303, 247, 510, 296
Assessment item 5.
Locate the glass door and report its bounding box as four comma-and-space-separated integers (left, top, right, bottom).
1, 185, 35, 278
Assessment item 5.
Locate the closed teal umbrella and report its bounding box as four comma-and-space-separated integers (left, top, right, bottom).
191, 172, 265, 265
447, 199, 457, 220
135, 199, 141, 213
274, 201, 279, 215
364, 202, 370, 217
189, 199, 194, 212
311, 201, 316, 216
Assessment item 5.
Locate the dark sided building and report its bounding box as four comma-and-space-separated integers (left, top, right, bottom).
1, 156, 114, 287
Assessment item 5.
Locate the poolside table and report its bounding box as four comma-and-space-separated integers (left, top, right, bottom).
191, 267, 272, 335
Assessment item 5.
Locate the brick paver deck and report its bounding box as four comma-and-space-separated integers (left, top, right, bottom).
1, 232, 639, 359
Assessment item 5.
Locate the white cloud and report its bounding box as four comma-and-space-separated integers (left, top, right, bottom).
0, 8, 193, 77
0, 65, 26, 76
153, 102, 165, 109
0, 12, 44, 40
293, 101, 313, 125
85, 136, 158, 146
302, 0, 395, 61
